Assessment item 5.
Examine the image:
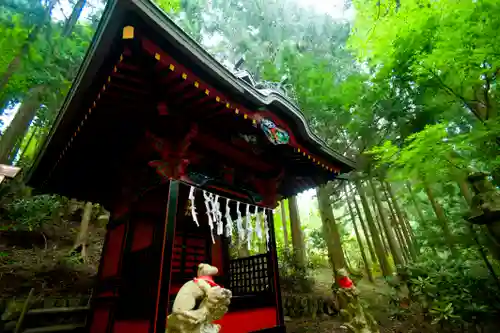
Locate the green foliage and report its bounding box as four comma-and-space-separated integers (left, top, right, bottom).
0, 0, 105, 165
154, 0, 181, 13
276, 244, 315, 293
4, 195, 62, 231
369, 120, 500, 184
369, 124, 459, 182
309, 228, 327, 253
403, 253, 500, 327
352, 0, 500, 122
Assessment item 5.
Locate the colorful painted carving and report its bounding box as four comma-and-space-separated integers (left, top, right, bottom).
259, 118, 290, 145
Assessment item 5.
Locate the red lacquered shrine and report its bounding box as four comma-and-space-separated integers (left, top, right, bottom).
27, 0, 355, 332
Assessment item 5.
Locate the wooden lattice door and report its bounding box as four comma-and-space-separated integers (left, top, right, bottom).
88, 181, 179, 333
170, 233, 210, 293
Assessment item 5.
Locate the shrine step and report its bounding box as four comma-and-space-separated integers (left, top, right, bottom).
23, 324, 86, 333
3, 322, 86, 333
2, 306, 89, 333
27, 307, 89, 315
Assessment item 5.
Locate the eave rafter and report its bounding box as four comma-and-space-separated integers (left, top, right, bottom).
139, 30, 342, 174
38, 23, 347, 200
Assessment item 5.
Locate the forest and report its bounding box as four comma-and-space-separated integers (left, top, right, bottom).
1, 0, 500, 332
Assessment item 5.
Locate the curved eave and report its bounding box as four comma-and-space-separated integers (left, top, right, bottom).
130, 0, 356, 172
27, 0, 355, 189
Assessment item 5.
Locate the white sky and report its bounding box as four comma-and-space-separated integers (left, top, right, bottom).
0, 104, 19, 132
300, 0, 355, 20
52, 0, 102, 22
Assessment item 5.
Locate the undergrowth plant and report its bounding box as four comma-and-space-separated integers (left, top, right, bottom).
402, 253, 500, 330
4, 195, 62, 231
277, 246, 315, 293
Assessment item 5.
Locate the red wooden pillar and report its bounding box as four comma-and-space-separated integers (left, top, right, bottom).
87, 181, 179, 333
266, 209, 285, 329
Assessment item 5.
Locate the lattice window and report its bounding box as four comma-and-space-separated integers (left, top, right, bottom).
172, 233, 208, 281
228, 254, 273, 296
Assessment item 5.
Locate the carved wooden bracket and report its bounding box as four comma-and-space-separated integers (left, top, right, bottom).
147, 123, 198, 180
252, 169, 284, 207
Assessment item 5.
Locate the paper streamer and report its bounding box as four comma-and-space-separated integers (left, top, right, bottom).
236, 201, 244, 241
225, 198, 233, 240
203, 190, 215, 244
264, 209, 270, 250
254, 205, 262, 240
188, 186, 199, 226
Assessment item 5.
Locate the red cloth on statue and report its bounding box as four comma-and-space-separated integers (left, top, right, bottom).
194, 276, 220, 287
338, 276, 353, 289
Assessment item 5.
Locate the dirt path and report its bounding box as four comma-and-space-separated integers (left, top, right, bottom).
286, 317, 344, 333
311, 267, 334, 294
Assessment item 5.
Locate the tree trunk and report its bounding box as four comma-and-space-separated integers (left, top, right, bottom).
258, 234, 267, 253
62, 0, 87, 37
7, 135, 24, 164
385, 186, 412, 263
394, 220, 409, 263
423, 183, 457, 256
73, 202, 93, 262
16, 127, 38, 164
372, 198, 389, 256
280, 200, 289, 251
386, 182, 418, 260
0, 87, 45, 163
289, 195, 306, 269
355, 179, 392, 276
406, 183, 439, 255
457, 176, 473, 207
316, 185, 346, 274
406, 182, 426, 225
238, 243, 250, 257
0, 0, 87, 163
345, 185, 374, 282
0, 0, 57, 93
369, 179, 404, 268
233, 230, 249, 257
351, 185, 377, 264
385, 193, 409, 263
401, 214, 417, 250
469, 224, 500, 291
343, 248, 353, 272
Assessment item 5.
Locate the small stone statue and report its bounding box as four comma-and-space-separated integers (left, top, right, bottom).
467, 172, 500, 223
167, 263, 232, 333
466, 172, 500, 259
334, 269, 359, 310
335, 269, 379, 333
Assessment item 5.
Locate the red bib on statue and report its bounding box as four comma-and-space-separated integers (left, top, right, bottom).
194, 276, 220, 288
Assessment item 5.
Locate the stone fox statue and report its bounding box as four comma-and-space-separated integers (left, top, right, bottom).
172, 263, 219, 314
167, 263, 232, 333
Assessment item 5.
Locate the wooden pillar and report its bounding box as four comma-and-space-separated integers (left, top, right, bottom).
266, 209, 285, 328
87, 180, 178, 333
159, 180, 179, 331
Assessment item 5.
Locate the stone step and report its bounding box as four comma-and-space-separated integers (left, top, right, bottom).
23, 324, 86, 333
27, 307, 89, 316
2, 307, 89, 333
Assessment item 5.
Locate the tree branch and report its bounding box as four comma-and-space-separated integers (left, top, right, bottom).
484, 73, 491, 120
424, 66, 484, 122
